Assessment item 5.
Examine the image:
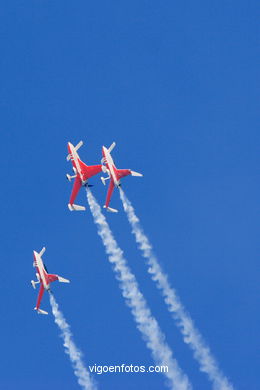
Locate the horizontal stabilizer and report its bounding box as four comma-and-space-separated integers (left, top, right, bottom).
58, 276, 70, 283
34, 307, 48, 315
108, 142, 116, 153
130, 170, 143, 177
104, 205, 118, 213
68, 203, 86, 211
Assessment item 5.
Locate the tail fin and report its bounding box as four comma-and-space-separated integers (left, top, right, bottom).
34, 307, 48, 315
68, 203, 86, 211
104, 205, 118, 213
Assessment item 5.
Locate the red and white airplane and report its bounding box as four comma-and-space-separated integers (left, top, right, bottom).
66, 141, 102, 211
101, 142, 143, 212
31, 247, 70, 315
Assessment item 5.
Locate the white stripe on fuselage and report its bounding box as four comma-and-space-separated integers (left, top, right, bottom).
103, 147, 119, 186
69, 143, 84, 182
34, 251, 49, 290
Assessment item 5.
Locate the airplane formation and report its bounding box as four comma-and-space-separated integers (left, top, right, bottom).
31, 141, 143, 314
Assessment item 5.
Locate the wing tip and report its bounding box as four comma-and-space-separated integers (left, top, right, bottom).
68, 204, 86, 211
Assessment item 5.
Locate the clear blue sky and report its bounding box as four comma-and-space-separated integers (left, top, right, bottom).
1, 1, 259, 389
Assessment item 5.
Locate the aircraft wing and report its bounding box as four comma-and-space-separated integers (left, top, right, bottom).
78, 161, 102, 181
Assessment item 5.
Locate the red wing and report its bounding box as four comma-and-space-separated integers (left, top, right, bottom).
36, 284, 45, 310
85, 164, 102, 178
47, 274, 58, 283
69, 175, 82, 205
78, 160, 102, 181
105, 179, 115, 208
115, 169, 131, 181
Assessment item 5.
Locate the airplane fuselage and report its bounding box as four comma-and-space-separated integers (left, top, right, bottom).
33, 251, 50, 290
102, 146, 120, 187
68, 142, 84, 183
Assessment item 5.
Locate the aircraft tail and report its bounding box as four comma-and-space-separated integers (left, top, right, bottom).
68, 203, 86, 211
34, 307, 48, 315
103, 205, 118, 213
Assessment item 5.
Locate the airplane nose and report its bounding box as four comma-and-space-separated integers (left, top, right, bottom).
102, 147, 106, 157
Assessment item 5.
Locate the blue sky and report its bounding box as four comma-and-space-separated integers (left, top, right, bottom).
1, 1, 259, 389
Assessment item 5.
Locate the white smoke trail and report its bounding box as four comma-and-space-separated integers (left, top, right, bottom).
86, 188, 192, 390
49, 292, 97, 390
119, 188, 233, 390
